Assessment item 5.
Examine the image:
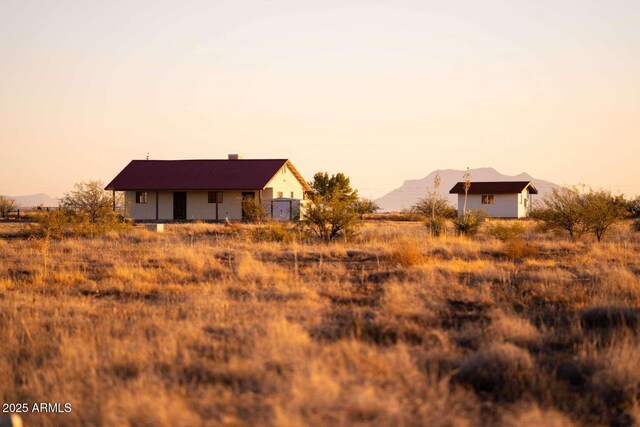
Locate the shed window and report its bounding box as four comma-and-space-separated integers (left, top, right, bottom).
481, 195, 494, 205
290, 191, 294, 198
135, 192, 147, 204
519, 194, 523, 204
277, 191, 284, 198
208, 191, 223, 203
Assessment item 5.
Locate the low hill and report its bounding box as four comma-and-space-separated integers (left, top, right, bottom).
4, 193, 59, 208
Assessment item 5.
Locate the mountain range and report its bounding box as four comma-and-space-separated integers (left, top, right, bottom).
375, 167, 559, 212
4, 193, 60, 208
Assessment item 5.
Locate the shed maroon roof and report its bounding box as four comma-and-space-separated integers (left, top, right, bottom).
449, 181, 538, 195
105, 159, 310, 191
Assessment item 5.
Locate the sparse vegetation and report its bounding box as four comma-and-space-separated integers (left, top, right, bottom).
532, 186, 628, 241
27, 181, 130, 239
1, 218, 639, 426
486, 221, 525, 241
411, 193, 456, 219
0, 195, 18, 218
452, 209, 487, 236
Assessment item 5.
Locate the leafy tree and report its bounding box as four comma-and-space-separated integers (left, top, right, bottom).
530, 186, 588, 239
581, 190, 628, 242
303, 172, 361, 242
0, 195, 17, 218
54, 180, 127, 238
531, 186, 627, 241
61, 180, 114, 224
353, 198, 379, 218
309, 172, 358, 202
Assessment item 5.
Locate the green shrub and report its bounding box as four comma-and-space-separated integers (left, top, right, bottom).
425, 216, 446, 237
486, 222, 525, 241
452, 210, 487, 237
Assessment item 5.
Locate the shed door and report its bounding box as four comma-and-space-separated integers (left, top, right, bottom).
272, 200, 291, 221
173, 192, 187, 220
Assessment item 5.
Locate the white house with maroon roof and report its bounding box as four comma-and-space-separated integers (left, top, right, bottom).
105, 155, 311, 221
449, 181, 538, 218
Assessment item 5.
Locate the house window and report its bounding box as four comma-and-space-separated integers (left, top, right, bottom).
519, 194, 523, 204
277, 191, 284, 198
290, 191, 294, 198
481, 195, 494, 205
208, 191, 223, 203
135, 191, 147, 204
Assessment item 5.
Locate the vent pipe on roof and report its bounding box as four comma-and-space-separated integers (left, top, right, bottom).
228, 154, 243, 160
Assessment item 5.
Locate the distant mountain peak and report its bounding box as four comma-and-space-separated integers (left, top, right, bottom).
6, 193, 59, 208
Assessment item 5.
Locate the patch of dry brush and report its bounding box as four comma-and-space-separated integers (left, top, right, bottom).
1, 220, 639, 426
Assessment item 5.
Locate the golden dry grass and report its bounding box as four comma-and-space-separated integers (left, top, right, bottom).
0, 219, 639, 426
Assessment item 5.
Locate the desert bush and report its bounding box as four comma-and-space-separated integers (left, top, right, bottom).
490, 310, 541, 347
486, 221, 525, 241
251, 222, 300, 243
452, 209, 487, 237
0, 195, 18, 218
29, 208, 130, 239
353, 198, 379, 218
412, 193, 457, 219
425, 216, 446, 237
633, 219, 640, 233
629, 196, 640, 218
455, 342, 535, 400
28, 209, 78, 239
387, 239, 424, 266
502, 240, 539, 260
241, 197, 268, 223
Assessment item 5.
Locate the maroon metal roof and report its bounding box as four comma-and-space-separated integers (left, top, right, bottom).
105, 159, 297, 191
449, 181, 538, 194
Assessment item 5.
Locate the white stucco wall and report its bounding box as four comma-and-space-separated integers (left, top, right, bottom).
126, 190, 247, 221
186, 191, 245, 220
125, 191, 157, 220
457, 194, 519, 218
263, 164, 306, 200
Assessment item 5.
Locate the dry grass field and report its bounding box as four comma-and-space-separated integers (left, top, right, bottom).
1, 219, 639, 426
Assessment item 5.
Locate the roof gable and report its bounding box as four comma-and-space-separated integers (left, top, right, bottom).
106, 159, 310, 191
449, 181, 538, 195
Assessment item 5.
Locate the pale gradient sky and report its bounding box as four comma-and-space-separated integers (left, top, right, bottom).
1, 0, 639, 199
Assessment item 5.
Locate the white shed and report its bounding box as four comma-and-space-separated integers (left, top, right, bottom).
449, 181, 538, 218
